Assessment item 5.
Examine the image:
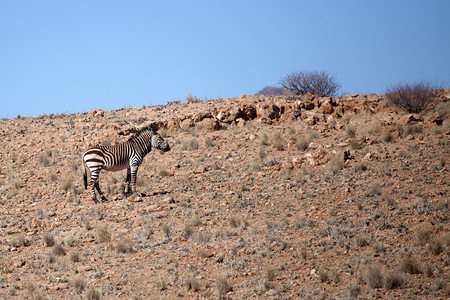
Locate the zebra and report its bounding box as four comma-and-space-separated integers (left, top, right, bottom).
82, 127, 170, 202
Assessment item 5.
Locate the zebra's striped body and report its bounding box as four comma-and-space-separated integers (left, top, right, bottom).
82, 128, 170, 202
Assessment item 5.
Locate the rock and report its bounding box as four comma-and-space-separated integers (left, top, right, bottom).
179, 118, 195, 129
398, 114, 423, 126
89, 109, 104, 117
426, 113, 443, 126
198, 118, 221, 130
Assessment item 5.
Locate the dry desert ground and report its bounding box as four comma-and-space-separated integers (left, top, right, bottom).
0, 91, 449, 299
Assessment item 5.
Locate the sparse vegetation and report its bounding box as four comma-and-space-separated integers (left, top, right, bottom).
386, 81, 436, 113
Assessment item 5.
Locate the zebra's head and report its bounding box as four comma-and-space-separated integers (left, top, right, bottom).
151, 133, 170, 152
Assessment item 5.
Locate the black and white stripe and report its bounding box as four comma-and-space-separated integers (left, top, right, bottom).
82, 128, 170, 202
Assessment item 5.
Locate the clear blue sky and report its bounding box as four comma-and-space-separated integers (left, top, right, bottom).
1, 1, 449, 118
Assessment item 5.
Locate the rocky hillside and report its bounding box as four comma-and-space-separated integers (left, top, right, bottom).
0, 90, 449, 299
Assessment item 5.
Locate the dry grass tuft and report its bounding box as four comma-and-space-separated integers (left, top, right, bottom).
70, 251, 81, 263
415, 224, 433, 246
427, 235, 445, 255
345, 125, 356, 138
296, 135, 310, 151
362, 264, 383, 289
329, 155, 344, 174
10, 235, 31, 248
94, 225, 111, 243
72, 276, 86, 294
84, 286, 101, 300
215, 274, 232, 297
356, 233, 370, 247
383, 271, 404, 289
43, 233, 55, 247
271, 132, 285, 151
161, 222, 171, 239
400, 254, 422, 274
114, 237, 133, 254
52, 243, 66, 256
184, 275, 201, 292
60, 175, 73, 192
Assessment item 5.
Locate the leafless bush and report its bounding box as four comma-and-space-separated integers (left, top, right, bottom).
386, 81, 436, 113
280, 70, 341, 97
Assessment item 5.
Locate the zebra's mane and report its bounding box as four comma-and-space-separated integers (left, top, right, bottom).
127, 127, 155, 142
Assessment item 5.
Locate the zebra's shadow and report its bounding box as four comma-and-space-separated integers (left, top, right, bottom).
139, 191, 170, 197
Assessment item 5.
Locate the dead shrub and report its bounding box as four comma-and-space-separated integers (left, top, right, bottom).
280, 70, 342, 97
180, 139, 198, 151
382, 130, 394, 143
386, 81, 436, 113
329, 155, 344, 174
182, 223, 195, 239
318, 270, 329, 283
403, 124, 423, 136
228, 216, 241, 228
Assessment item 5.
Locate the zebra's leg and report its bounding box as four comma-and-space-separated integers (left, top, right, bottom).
124, 167, 131, 195
90, 169, 106, 202
89, 179, 98, 203
130, 164, 139, 193
94, 181, 107, 202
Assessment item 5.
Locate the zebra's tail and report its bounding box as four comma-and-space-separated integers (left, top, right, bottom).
82, 158, 88, 190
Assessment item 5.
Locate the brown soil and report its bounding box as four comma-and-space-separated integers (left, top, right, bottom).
0, 91, 449, 299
